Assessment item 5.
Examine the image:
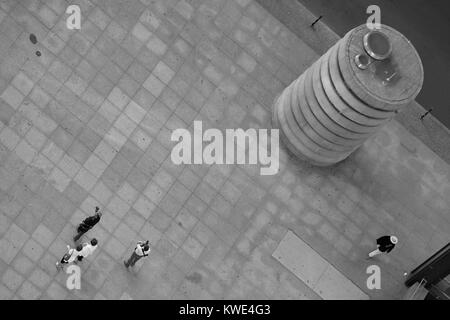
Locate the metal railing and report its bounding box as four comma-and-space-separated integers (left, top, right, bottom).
405, 278, 428, 300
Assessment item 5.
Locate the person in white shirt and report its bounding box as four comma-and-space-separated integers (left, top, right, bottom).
56, 244, 83, 271
76, 238, 98, 262
124, 240, 150, 268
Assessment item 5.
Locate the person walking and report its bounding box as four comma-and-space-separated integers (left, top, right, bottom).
74, 206, 102, 242
56, 245, 82, 271
368, 235, 398, 258
76, 238, 98, 263
124, 240, 150, 269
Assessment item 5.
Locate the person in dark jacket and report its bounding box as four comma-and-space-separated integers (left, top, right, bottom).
368, 235, 398, 258
73, 207, 102, 242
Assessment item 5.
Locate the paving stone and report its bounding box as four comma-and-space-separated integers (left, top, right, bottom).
74, 167, 97, 192
48, 59, 71, 83
87, 6, 110, 30
2, 224, 29, 263
0, 211, 11, 234
87, 112, 111, 139
35, 3, 59, 27
182, 235, 205, 260
139, 222, 163, 246
125, 166, 149, 192
48, 166, 71, 192
66, 140, 89, 164
184, 194, 208, 219
104, 22, 126, 45
79, 89, 103, 113
113, 114, 137, 138
87, 260, 110, 288
190, 221, 216, 247
117, 74, 139, 97
131, 128, 153, 151
77, 125, 101, 152
301, 211, 323, 226
115, 181, 137, 205
31, 224, 55, 248
0, 100, 14, 127
89, 73, 112, 98
152, 168, 175, 191
99, 166, 123, 193
155, 236, 178, 260
1, 85, 24, 110
46, 281, 68, 300
0, 127, 20, 151
25, 126, 47, 150
109, 154, 134, 180
142, 74, 165, 98
122, 209, 145, 233
18, 60, 45, 83
131, 22, 152, 43
12, 72, 34, 96
2, 267, 24, 291
160, 89, 181, 114
336, 193, 357, 215
143, 182, 164, 205
148, 208, 171, 232
58, 153, 82, 178
98, 99, 122, 123
172, 247, 196, 275
177, 168, 199, 190
174, 208, 197, 232
194, 181, 217, 206
0, 168, 17, 192
165, 220, 189, 247
145, 32, 167, 56
22, 238, 45, 262
334, 236, 354, 256
347, 206, 371, 229
66, 73, 88, 97
0, 284, 13, 299
84, 154, 108, 178
90, 181, 113, 206
124, 101, 146, 125
343, 220, 363, 242
11, 253, 34, 277
17, 280, 41, 300
317, 222, 339, 243
114, 223, 136, 248
14, 139, 38, 164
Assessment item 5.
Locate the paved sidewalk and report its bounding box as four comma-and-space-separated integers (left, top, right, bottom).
0, 0, 449, 300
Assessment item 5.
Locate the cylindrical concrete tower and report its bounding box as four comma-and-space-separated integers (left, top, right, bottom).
273, 24, 424, 166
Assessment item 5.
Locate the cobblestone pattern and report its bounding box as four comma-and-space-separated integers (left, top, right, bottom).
0, 0, 449, 300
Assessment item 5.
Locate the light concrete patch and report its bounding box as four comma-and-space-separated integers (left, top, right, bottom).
273, 230, 368, 300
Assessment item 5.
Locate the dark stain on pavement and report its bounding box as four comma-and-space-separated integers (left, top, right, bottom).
29, 33, 41, 57
29, 33, 37, 44
185, 272, 202, 284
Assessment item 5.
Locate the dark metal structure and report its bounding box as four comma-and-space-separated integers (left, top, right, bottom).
405, 243, 450, 300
